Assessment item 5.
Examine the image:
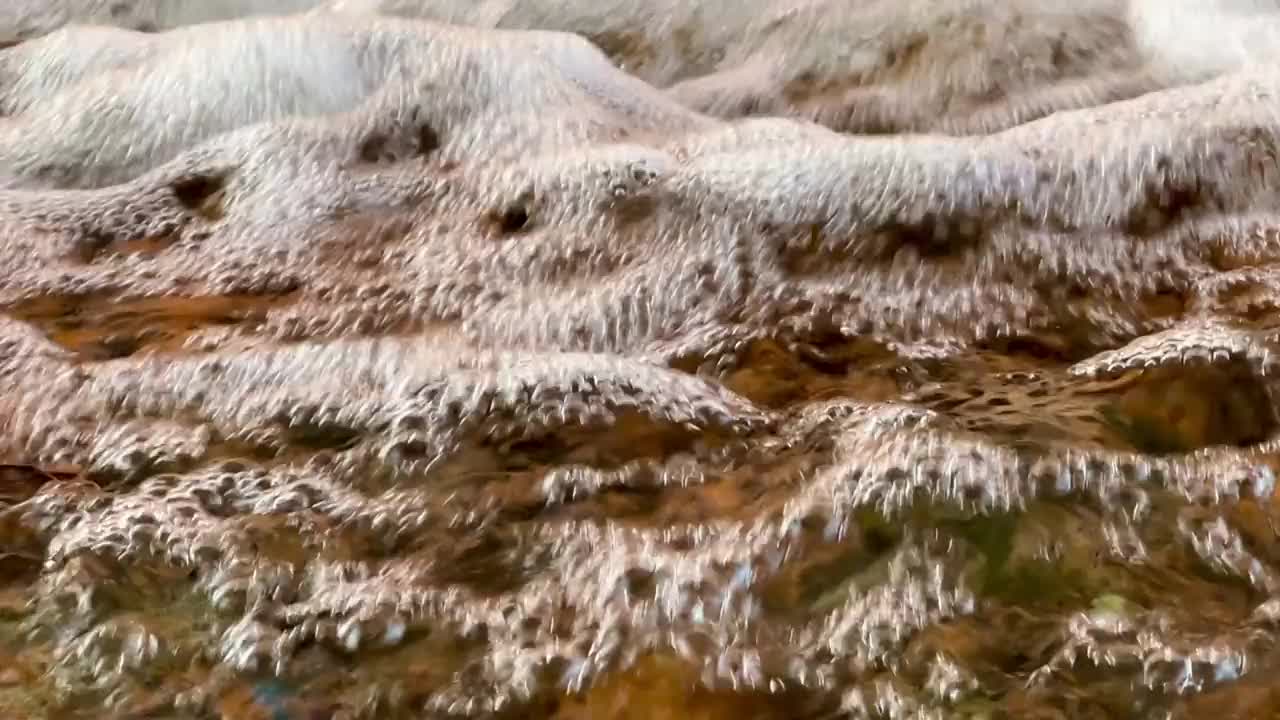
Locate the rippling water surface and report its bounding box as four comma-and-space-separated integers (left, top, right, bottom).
5, 2, 1280, 719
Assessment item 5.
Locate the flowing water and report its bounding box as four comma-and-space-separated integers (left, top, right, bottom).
4, 3, 1280, 719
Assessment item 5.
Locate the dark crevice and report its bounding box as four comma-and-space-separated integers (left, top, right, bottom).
358, 134, 389, 164
493, 205, 532, 235
92, 335, 144, 360
1124, 185, 1207, 236
978, 332, 1097, 364
1124, 158, 1227, 237
283, 421, 362, 452
417, 124, 442, 155
171, 173, 227, 219
358, 124, 442, 164
883, 212, 986, 258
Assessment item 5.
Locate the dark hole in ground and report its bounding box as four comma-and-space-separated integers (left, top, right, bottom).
171, 173, 227, 219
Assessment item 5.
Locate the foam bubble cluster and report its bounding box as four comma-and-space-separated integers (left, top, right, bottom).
4, 2, 1280, 718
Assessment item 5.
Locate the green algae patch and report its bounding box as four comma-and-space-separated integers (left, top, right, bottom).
947, 507, 1091, 608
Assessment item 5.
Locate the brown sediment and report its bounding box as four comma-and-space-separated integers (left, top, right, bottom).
5, 292, 299, 360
